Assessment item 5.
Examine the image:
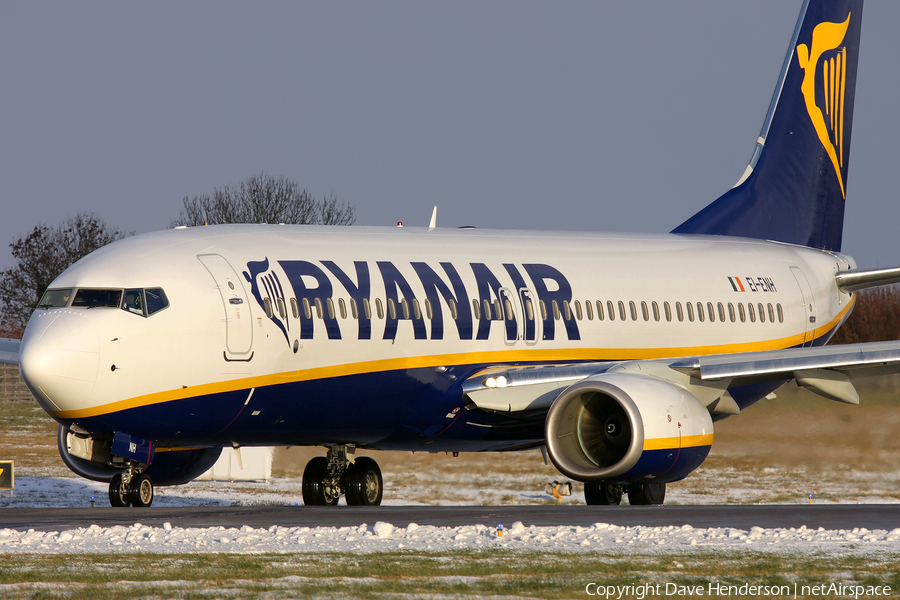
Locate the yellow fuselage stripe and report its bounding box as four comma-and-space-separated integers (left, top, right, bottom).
51, 298, 855, 420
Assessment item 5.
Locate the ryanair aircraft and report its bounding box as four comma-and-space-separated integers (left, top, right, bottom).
3, 0, 898, 508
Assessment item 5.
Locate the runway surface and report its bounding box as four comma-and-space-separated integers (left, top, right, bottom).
2, 504, 899, 533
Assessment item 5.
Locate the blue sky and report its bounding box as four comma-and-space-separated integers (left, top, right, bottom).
1, 1, 898, 270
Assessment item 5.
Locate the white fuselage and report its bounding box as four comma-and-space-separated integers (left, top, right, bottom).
18, 224, 855, 449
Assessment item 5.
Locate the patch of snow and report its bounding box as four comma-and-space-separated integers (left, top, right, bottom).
0, 521, 898, 555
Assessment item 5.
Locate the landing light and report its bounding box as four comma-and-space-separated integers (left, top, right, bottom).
483, 376, 508, 388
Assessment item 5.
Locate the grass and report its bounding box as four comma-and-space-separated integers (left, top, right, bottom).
0, 550, 897, 599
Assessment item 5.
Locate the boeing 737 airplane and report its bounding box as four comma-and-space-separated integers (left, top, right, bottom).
3, 0, 900, 508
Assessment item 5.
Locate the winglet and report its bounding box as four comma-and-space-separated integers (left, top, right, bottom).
0, 338, 20, 365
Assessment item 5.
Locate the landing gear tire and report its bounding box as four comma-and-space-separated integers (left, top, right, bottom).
302, 456, 339, 506
129, 473, 154, 507
108, 473, 131, 507
584, 482, 622, 505
344, 457, 383, 506
626, 482, 666, 505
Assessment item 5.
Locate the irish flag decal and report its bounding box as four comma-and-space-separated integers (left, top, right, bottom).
728, 277, 746, 292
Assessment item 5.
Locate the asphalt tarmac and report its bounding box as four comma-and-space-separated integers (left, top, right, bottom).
2, 504, 898, 533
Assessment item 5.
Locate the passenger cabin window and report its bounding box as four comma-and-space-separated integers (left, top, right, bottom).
596, 300, 605, 321
696, 302, 704, 322
375, 298, 385, 319
728, 302, 736, 322
38, 288, 73, 309
664, 301, 672, 322
505, 298, 515, 320
640, 301, 649, 322
302, 298, 312, 319
472, 299, 481, 320
494, 299, 503, 321
424, 299, 433, 320
73, 289, 122, 308
767, 303, 775, 323
277, 297, 287, 319
574, 300, 583, 321
676, 302, 683, 322
652, 301, 660, 322
618, 301, 626, 321
629, 301, 637, 321
448, 299, 459, 320
607, 301, 615, 321
777, 303, 784, 323
686, 302, 695, 322
350, 298, 359, 319
718, 302, 726, 323
563, 300, 572, 321
524, 298, 534, 321
707, 302, 715, 322
388, 299, 398, 320
738, 303, 746, 322
339, 298, 348, 319
264, 298, 274, 319
748, 302, 756, 322
758, 302, 765, 323
585, 300, 593, 320
291, 298, 300, 319
400, 298, 410, 319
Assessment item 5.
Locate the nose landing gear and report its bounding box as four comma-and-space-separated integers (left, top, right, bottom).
301, 445, 383, 506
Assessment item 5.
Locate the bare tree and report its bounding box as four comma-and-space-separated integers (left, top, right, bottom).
0, 214, 130, 336
170, 173, 355, 227
830, 286, 900, 345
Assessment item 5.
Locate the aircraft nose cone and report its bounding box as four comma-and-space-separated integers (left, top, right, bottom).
19, 310, 100, 413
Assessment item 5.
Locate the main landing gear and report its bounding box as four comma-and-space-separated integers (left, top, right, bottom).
108, 468, 154, 507
583, 482, 666, 506
302, 445, 383, 506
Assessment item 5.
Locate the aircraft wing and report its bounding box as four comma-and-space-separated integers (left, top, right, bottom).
0, 338, 21, 365
463, 340, 900, 414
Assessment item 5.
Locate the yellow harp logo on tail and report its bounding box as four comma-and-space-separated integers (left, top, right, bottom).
796, 13, 851, 198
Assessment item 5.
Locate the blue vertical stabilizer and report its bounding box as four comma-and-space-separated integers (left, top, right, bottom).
673, 0, 863, 252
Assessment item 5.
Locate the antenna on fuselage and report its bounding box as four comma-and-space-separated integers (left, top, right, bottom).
428, 206, 437, 230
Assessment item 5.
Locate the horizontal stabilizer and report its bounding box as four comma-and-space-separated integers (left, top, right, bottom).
835, 266, 900, 292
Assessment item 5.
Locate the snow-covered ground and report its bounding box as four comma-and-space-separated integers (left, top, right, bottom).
3, 520, 900, 555
2, 475, 900, 555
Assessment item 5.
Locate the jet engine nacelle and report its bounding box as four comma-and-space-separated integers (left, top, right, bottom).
58, 425, 223, 486
544, 373, 713, 483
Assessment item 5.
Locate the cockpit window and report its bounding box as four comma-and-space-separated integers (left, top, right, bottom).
122, 289, 145, 316
121, 288, 169, 317
72, 289, 122, 308
37, 288, 73, 309
145, 288, 169, 315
